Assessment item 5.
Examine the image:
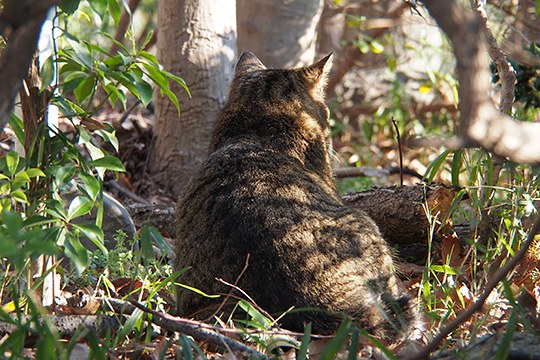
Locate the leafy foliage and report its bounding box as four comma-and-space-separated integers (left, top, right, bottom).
0, 0, 188, 357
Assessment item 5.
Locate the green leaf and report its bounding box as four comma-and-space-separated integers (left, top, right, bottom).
319, 318, 351, 360
102, 32, 129, 55
40, 55, 55, 90
24, 215, 56, 228
139, 51, 158, 64
132, 75, 153, 107
74, 76, 96, 105
52, 165, 77, 187
159, 87, 181, 116
87, 156, 126, 172
63, 71, 90, 94
164, 70, 191, 97
72, 223, 107, 256
63, 233, 90, 274
180, 335, 195, 360
51, 95, 86, 118
78, 173, 101, 202
89, 0, 108, 20
44, 199, 67, 221
83, 40, 112, 57
101, 55, 124, 70
140, 32, 155, 51
139, 225, 155, 264
117, 308, 143, 341
25, 168, 46, 178
95, 129, 120, 153
140, 225, 172, 255
6, 152, 20, 178
348, 327, 359, 360
141, 62, 168, 89
430, 264, 459, 275
65, 39, 93, 69
108, 0, 122, 26
104, 83, 127, 108
495, 310, 516, 360
67, 196, 94, 221
177, 283, 220, 298
11, 190, 28, 204
8, 114, 24, 146
12, 171, 31, 190
297, 323, 311, 360
423, 149, 451, 184
59, 0, 81, 14
238, 300, 273, 330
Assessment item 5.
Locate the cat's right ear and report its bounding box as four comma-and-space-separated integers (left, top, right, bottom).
235, 51, 266, 73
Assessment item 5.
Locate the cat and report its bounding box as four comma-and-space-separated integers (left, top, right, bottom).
174, 51, 417, 341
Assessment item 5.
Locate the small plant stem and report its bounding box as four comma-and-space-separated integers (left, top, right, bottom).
406, 213, 540, 359
206, 254, 251, 322
391, 116, 404, 186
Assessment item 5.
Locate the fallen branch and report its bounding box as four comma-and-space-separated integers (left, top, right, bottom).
127, 300, 270, 359
406, 213, 540, 359
333, 166, 422, 179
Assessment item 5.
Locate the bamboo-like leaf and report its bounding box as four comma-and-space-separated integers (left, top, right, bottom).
297, 323, 311, 360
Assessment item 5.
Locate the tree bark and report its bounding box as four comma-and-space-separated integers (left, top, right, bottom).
236, 0, 324, 68
422, 0, 540, 164
150, 0, 237, 198
0, 0, 58, 131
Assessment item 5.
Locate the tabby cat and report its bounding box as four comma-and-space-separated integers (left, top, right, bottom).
175, 51, 417, 341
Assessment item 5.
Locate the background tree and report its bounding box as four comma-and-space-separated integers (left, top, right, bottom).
236, 0, 324, 67
149, 0, 236, 197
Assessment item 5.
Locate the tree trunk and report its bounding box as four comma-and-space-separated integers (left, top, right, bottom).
236, 0, 324, 68
150, 0, 237, 198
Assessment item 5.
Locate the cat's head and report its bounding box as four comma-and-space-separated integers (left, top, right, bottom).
210, 51, 333, 170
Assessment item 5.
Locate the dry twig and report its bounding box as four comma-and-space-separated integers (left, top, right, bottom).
126, 300, 269, 359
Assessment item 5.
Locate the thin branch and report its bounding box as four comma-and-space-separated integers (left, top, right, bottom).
470, 0, 515, 114
102, 297, 330, 338
406, 135, 478, 150
406, 213, 540, 359
205, 254, 251, 322
127, 300, 269, 358
421, 0, 540, 164
215, 277, 278, 325
105, 180, 150, 205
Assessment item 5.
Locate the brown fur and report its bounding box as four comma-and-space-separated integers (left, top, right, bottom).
175, 52, 417, 341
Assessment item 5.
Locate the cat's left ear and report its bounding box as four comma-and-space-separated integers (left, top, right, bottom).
235, 51, 267, 74
301, 53, 333, 96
